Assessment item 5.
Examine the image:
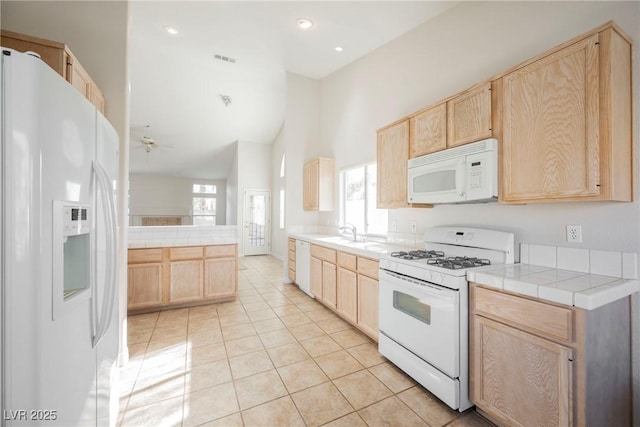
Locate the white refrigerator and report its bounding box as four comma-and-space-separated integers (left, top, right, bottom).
1, 48, 119, 426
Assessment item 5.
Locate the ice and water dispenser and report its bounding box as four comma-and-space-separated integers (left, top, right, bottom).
52, 201, 91, 319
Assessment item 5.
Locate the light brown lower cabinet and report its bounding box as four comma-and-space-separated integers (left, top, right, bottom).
470, 283, 632, 427
288, 238, 296, 282
336, 267, 357, 324
356, 274, 379, 340
127, 244, 237, 312
322, 262, 337, 309
169, 260, 203, 303
310, 257, 323, 298
204, 257, 236, 299
310, 245, 380, 341
127, 263, 163, 309
473, 316, 572, 427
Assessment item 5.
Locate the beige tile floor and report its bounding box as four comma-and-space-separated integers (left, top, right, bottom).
118, 255, 494, 427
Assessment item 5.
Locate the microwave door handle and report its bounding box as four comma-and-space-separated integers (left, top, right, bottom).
455, 160, 466, 196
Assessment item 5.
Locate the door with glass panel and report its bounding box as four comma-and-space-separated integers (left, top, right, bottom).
243, 189, 270, 256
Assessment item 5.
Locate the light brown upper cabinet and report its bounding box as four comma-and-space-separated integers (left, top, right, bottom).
409, 82, 493, 159
377, 119, 410, 208
303, 158, 335, 211
1, 30, 105, 113
409, 103, 447, 158
501, 24, 632, 203
447, 82, 493, 148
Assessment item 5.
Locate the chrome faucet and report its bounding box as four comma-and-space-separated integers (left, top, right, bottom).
338, 223, 357, 241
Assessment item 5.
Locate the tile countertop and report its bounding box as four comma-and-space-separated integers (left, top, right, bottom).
128, 225, 238, 249
468, 243, 640, 310
290, 233, 412, 260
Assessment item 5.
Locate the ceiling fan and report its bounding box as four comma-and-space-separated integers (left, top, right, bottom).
138, 125, 163, 153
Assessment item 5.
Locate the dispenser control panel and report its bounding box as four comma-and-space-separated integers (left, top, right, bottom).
62, 205, 90, 236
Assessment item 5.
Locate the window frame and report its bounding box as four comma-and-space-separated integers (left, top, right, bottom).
192, 183, 217, 225
339, 162, 387, 238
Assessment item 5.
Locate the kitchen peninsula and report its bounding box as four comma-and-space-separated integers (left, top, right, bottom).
127, 225, 238, 313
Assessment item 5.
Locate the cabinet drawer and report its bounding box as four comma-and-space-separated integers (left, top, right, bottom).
288, 239, 296, 251
338, 252, 357, 271
289, 249, 296, 262
170, 246, 204, 261
128, 248, 163, 264
205, 244, 236, 258
357, 257, 379, 279
311, 245, 337, 263
289, 258, 296, 272
474, 286, 573, 343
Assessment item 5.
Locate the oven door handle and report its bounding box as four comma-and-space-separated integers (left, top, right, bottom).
379, 269, 459, 304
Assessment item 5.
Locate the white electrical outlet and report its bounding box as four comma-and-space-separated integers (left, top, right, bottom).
411, 221, 417, 233
566, 225, 582, 243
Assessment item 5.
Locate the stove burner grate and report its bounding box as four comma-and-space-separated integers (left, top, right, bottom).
427, 256, 491, 270
390, 250, 445, 260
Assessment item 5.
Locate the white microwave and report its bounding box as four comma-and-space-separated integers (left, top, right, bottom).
407, 138, 498, 204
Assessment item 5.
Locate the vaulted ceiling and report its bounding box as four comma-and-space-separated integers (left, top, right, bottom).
128, 1, 457, 179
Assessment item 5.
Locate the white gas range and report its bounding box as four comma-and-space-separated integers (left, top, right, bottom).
378, 226, 514, 412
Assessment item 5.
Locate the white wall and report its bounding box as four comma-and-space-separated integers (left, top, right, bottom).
270, 125, 287, 263
226, 142, 239, 227
129, 174, 227, 225
284, 73, 323, 232
317, 1, 640, 423
1, 0, 131, 364
320, 1, 640, 252
236, 141, 273, 256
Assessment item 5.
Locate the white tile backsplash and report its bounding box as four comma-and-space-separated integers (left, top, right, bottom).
557, 247, 589, 273
622, 252, 638, 279
528, 244, 557, 268
520, 242, 637, 280
590, 250, 622, 278
520, 243, 529, 264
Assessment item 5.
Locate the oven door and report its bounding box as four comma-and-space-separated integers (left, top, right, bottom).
407, 157, 466, 204
379, 269, 459, 377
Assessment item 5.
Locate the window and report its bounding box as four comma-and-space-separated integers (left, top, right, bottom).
339, 163, 387, 236
279, 189, 285, 229
192, 183, 216, 225
193, 184, 216, 194
279, 154, 285, 229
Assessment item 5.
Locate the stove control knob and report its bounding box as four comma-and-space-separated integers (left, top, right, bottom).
432, 273, 443, 284
423, 271, 433, 282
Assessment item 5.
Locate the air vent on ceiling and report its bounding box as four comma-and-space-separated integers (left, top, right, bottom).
213, 53, 236, 64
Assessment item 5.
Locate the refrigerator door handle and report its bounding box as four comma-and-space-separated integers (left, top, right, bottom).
91, 160, 118, 348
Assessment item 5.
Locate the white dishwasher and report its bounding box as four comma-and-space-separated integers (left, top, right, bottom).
295, 240, 312, 297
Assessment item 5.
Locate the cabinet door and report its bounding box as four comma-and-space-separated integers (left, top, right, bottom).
169, 260, 203, 303
377, 120, 409, 208
472, 316, 572, 427
127, 263, 163, 309
66, 54, 92, 100
204, 257, 236, 299
322, 261, 337, 308
90, 85, 105, 113
502, 35, 600, 202
410, 103, 447, 158
303, 160, 319, 210
310, 256, 323, 299
357, 275, 379, 340
447, 82, 492, 147
337, 267, 357, 323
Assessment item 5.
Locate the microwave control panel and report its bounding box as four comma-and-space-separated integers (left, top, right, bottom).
466, 150, 497, 200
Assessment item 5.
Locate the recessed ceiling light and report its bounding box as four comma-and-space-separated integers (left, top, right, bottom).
297, 18, 313, 30
163, 25, 179, 35
335, 46, 344, 52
